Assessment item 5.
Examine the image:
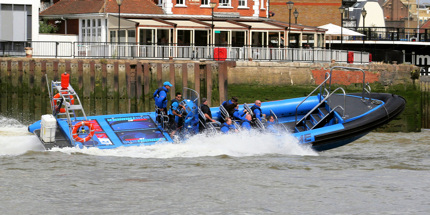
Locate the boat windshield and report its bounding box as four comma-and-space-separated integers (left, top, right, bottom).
182, 87, 199, 104
180, 87, 200, 134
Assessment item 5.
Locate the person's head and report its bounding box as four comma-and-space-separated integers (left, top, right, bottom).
226, 118, 232, 125
268, 115, 275, 122
175, 92, 182, 100
245, 113, 252, 121
163, 81, 173, 90
231, 97, 238, 105
255, 100, 261, 107
202, 97, 208, 105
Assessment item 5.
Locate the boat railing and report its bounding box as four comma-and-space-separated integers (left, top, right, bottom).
296, 87, 346, 127
363, 82, 372, 102
310, 105, 345, 130
47, 75, 94, 145
269, 109, 289, 132
243, 103, 265, 130
295, 74, 331, 123
319, 72, 331, 101
327, 66, 367, 100
154, 105, 169, 129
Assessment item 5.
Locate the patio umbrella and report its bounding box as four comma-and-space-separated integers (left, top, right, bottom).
318, 23, 364, 48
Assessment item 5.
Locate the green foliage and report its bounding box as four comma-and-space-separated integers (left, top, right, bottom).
39, 19, 58, 33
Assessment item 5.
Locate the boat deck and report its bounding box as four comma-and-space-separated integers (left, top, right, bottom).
327, 94, 381, 121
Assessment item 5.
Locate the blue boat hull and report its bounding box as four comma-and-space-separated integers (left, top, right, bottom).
28, 93, 405, 151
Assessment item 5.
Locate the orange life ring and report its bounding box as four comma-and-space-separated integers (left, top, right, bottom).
72, 121, 95, 142
53, 92, 74, 113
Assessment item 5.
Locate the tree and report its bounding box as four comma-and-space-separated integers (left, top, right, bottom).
39, 19, 58, 33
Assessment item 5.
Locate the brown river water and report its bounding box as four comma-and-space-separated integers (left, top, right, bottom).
1, 116, 429, 215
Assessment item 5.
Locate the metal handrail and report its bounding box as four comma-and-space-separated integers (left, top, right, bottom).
296, 87, 346, 126
310, 105, 345, 130
269, 109, 288, 132
295, 73, 331, 123
328, 66, 367, 100
363, 82, 372, 102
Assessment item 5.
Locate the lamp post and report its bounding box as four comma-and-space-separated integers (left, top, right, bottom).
116, 0, 123, 59
361, 8, 367, 64
338, 6, 345, 50
287, 1, 294, 48
210, 1, 216, 47
293, 8, 299, 24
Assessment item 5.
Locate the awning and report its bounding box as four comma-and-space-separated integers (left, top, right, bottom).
318, 23, 364, 36
108, 15, 137, 29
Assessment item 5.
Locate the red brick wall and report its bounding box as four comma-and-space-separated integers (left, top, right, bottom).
269, 0, 341, 27
312, 69, 380, 85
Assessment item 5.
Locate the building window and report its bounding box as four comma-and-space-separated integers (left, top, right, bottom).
81, 18, 103, 42
157, 0, 163, 6
219, 0, 230, 7
260, 0, 264, 9
176, 0, 185, 5
238, 0, 246, 7
201, 0, 209, 6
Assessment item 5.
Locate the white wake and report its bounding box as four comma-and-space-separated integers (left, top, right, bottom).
0, 116, 317, 157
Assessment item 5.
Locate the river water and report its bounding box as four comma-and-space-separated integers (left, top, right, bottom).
1, 116, 429, 215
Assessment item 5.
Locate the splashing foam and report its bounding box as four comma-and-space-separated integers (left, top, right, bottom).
52, 130, 318, 158
0, 116, 45, 156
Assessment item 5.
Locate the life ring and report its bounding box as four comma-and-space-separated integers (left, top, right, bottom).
72, 121, 95, 142
53, 92, 74, 113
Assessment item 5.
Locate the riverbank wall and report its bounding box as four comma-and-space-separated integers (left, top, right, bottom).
0, 58, 424, 132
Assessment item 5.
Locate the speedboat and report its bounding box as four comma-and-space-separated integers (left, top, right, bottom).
28, 66, 406, 151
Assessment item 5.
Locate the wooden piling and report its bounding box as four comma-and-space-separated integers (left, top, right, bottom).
143, 63, 150, 112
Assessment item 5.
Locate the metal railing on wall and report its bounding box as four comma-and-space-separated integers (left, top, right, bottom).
0, 41, 370, 64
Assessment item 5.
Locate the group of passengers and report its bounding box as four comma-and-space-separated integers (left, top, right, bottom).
153, 81, 187, 136
154, 81, 279, 136
217, 97, 267, 134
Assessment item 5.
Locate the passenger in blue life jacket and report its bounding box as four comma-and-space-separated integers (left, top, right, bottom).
251, 100, 263, 121
220, 118, 238, 134
232, 105, 246, 121
168, 92, 185, 135
266, 115, 278, 133
153, 81, 173, 122
241, 114, 252, 130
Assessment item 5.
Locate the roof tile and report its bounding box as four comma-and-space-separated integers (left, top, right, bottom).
40, 0, 164, 16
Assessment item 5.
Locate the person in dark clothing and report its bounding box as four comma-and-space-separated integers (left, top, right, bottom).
218, 97, 238, 123
221, 96, 238, 108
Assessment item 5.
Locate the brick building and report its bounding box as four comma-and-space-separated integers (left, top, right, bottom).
40, 0, 326, 49
269, 0, 342, 27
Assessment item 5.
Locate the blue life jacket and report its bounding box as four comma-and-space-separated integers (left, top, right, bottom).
251, 105, 262, 120
153, 87, 168, 108
241, 120, 252, 130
